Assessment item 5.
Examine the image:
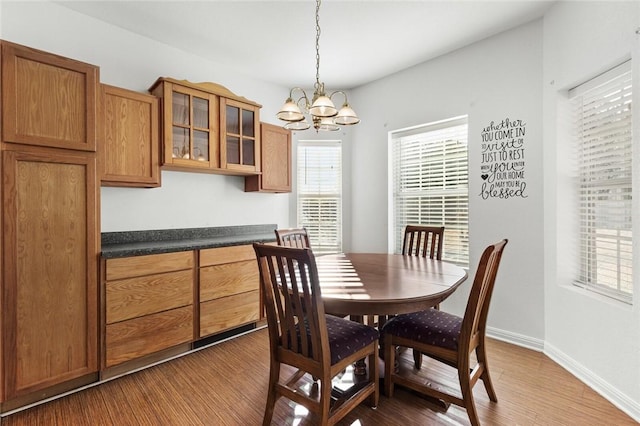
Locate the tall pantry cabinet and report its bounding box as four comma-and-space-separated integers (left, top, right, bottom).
0, 41, 99, 407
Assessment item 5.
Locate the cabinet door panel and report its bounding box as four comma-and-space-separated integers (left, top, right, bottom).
106, 270, 193, 324
149, 80, 219, 170
262, 123, 291, 192
2, 42, 98, 151
220, 98, 260, 173
2, 149, 98, 398
199, 291, 259, 337
200, 260, 258, 302
101, 84, 160, 187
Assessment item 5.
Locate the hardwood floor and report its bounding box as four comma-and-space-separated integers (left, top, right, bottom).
2, 327, 636, 425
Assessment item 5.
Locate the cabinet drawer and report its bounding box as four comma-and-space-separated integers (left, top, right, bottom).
106, 269, 193, 324
105, 306, 193, 367
106, 251, 194, 280
199, 291, 259, 337
199, 244, 254, 266
200, 260, 258, 302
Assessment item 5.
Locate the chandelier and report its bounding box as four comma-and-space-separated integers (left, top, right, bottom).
276, 0, 360, 132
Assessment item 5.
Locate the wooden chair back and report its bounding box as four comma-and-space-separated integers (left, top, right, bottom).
459, 238, 508, 354
254, 243, 329, 365
275, 227, 311, 249
402, 225, 444, 260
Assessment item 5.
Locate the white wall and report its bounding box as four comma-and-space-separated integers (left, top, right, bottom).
345, 21, 545, 347
3, 1, 639, 420
543, 1, 640, 419
1, 1, 294, 232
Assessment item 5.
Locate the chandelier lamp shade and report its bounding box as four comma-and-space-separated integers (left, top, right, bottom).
276, 0, 360, 132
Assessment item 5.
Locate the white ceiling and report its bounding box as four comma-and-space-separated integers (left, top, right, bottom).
56, 0, 554, 89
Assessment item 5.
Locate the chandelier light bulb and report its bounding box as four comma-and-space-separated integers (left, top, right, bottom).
285, 119, 311, 131
334, 103, 360, 125
276, 98, 305, 122
309, 94, 337, 118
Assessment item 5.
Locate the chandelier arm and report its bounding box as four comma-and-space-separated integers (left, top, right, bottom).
289, 87, 311, 110
328, 90, 348, 104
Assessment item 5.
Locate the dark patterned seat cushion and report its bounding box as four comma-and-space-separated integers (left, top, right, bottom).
325, 315, 379, 365
289, 315, 379, 365
381, 308, 463, 350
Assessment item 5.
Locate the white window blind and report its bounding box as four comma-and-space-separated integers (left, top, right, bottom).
297, 141, 342, 254
570, 61, 633, 303
391, 117, 469, 266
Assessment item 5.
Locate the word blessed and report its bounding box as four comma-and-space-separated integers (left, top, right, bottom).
479, 181, 527, 200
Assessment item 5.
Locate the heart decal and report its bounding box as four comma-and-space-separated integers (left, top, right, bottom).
481, 174, 489, 180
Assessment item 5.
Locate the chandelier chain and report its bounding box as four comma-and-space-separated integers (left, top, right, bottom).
276, 0, 359, 131
315, 0, 321, 91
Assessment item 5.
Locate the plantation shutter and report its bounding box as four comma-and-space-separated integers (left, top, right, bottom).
569, 60, 633, 303
391, 117, 469, 266
297, 141, 342, 253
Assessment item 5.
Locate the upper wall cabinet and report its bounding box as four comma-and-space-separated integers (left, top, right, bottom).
1, 41, 99, 151
245, 122, 291, 193
149, 77, 261, 176
100, 84, 160, 188
149, 78, 219, 172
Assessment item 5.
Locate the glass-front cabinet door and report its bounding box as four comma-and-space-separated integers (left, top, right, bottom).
220, 98, 260, 173
167, 86, 218, 169
150, 79, 219, 171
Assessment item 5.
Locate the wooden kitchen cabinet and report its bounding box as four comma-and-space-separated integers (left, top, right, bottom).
199, 245, 260, 337
0, 40, 100, 406
100, 84, 160, 187
149, 77, 261, 176
149, 78, 219, 172
102, 251, 195, 368
245, 122, 291, 192
1, 146, 99, 400
1, 41, 98, 152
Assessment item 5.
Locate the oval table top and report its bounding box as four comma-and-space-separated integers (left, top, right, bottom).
316, 253, 468, 316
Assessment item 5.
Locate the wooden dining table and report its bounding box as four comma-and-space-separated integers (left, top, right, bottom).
316, 252, 468, 317
315, 252, 467, 377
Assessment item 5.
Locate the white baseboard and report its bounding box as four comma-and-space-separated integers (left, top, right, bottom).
486, 326, 545, 351
486, 327, 640, 423
543, 342, 640, 423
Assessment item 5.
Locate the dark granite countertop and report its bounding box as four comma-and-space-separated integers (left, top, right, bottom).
101, 224, 277, 258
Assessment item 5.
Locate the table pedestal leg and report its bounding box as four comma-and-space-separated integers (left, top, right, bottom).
349, 315, 369, 375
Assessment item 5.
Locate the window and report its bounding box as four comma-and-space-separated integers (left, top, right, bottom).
570, 61, 633, 303
390, 116, 469, 266
297, 141, 342, 253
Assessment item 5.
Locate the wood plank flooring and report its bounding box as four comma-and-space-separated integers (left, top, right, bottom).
2, 327, 636, 425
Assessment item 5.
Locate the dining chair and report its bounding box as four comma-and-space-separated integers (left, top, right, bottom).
275, 227, 311, 248
382, 239, 508, 426
253, 243, 379, 426
402, 225, 445, 260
